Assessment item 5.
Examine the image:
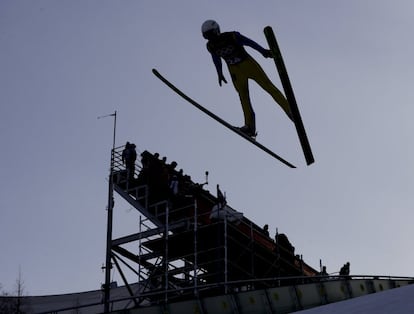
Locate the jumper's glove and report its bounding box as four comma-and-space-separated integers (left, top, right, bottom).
218, 73, 228, 86
262, 49, 273, 58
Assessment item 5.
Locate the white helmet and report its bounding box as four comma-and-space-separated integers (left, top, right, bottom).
201, 20, 220, 39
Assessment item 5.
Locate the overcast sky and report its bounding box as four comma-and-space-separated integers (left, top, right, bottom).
1, 1, 414, 296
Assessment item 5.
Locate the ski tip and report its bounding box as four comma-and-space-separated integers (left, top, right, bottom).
152, 68, 164, 80
264, 26, 273, 34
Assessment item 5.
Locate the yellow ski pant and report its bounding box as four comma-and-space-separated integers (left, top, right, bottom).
228, 56, 291, 130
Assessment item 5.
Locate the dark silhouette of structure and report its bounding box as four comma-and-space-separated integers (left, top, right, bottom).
106, 145, 318, 308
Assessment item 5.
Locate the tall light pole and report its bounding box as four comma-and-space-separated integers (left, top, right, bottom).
98, 111, 117, 313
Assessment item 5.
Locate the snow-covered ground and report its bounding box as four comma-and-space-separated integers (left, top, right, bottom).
298, 283, 414, 313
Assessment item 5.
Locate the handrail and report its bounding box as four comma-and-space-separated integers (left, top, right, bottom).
30, 275, 414, 314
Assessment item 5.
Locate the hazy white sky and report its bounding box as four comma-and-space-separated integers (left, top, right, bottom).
1, 1, 414, 295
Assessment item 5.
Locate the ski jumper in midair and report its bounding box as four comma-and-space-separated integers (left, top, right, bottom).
202, 20, 292, 137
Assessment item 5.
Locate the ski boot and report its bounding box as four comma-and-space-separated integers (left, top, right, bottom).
237, 125, 257, 138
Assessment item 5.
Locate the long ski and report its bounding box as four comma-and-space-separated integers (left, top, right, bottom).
152, 69, 296, 168
264, 26, 315, 166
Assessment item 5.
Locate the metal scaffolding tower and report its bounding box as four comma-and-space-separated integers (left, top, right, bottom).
103, 145, 318, 312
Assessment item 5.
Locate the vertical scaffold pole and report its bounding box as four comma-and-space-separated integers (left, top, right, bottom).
164, 203, 169, 304
138, 215, 142, 285
224, 206, 228, 294
194, 198, 198, 296
102, 111, 117, 313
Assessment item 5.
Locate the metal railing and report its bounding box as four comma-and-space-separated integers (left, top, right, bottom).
25, 275, 414, 313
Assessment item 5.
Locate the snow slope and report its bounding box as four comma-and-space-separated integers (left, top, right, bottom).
298, 283, 414, 313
